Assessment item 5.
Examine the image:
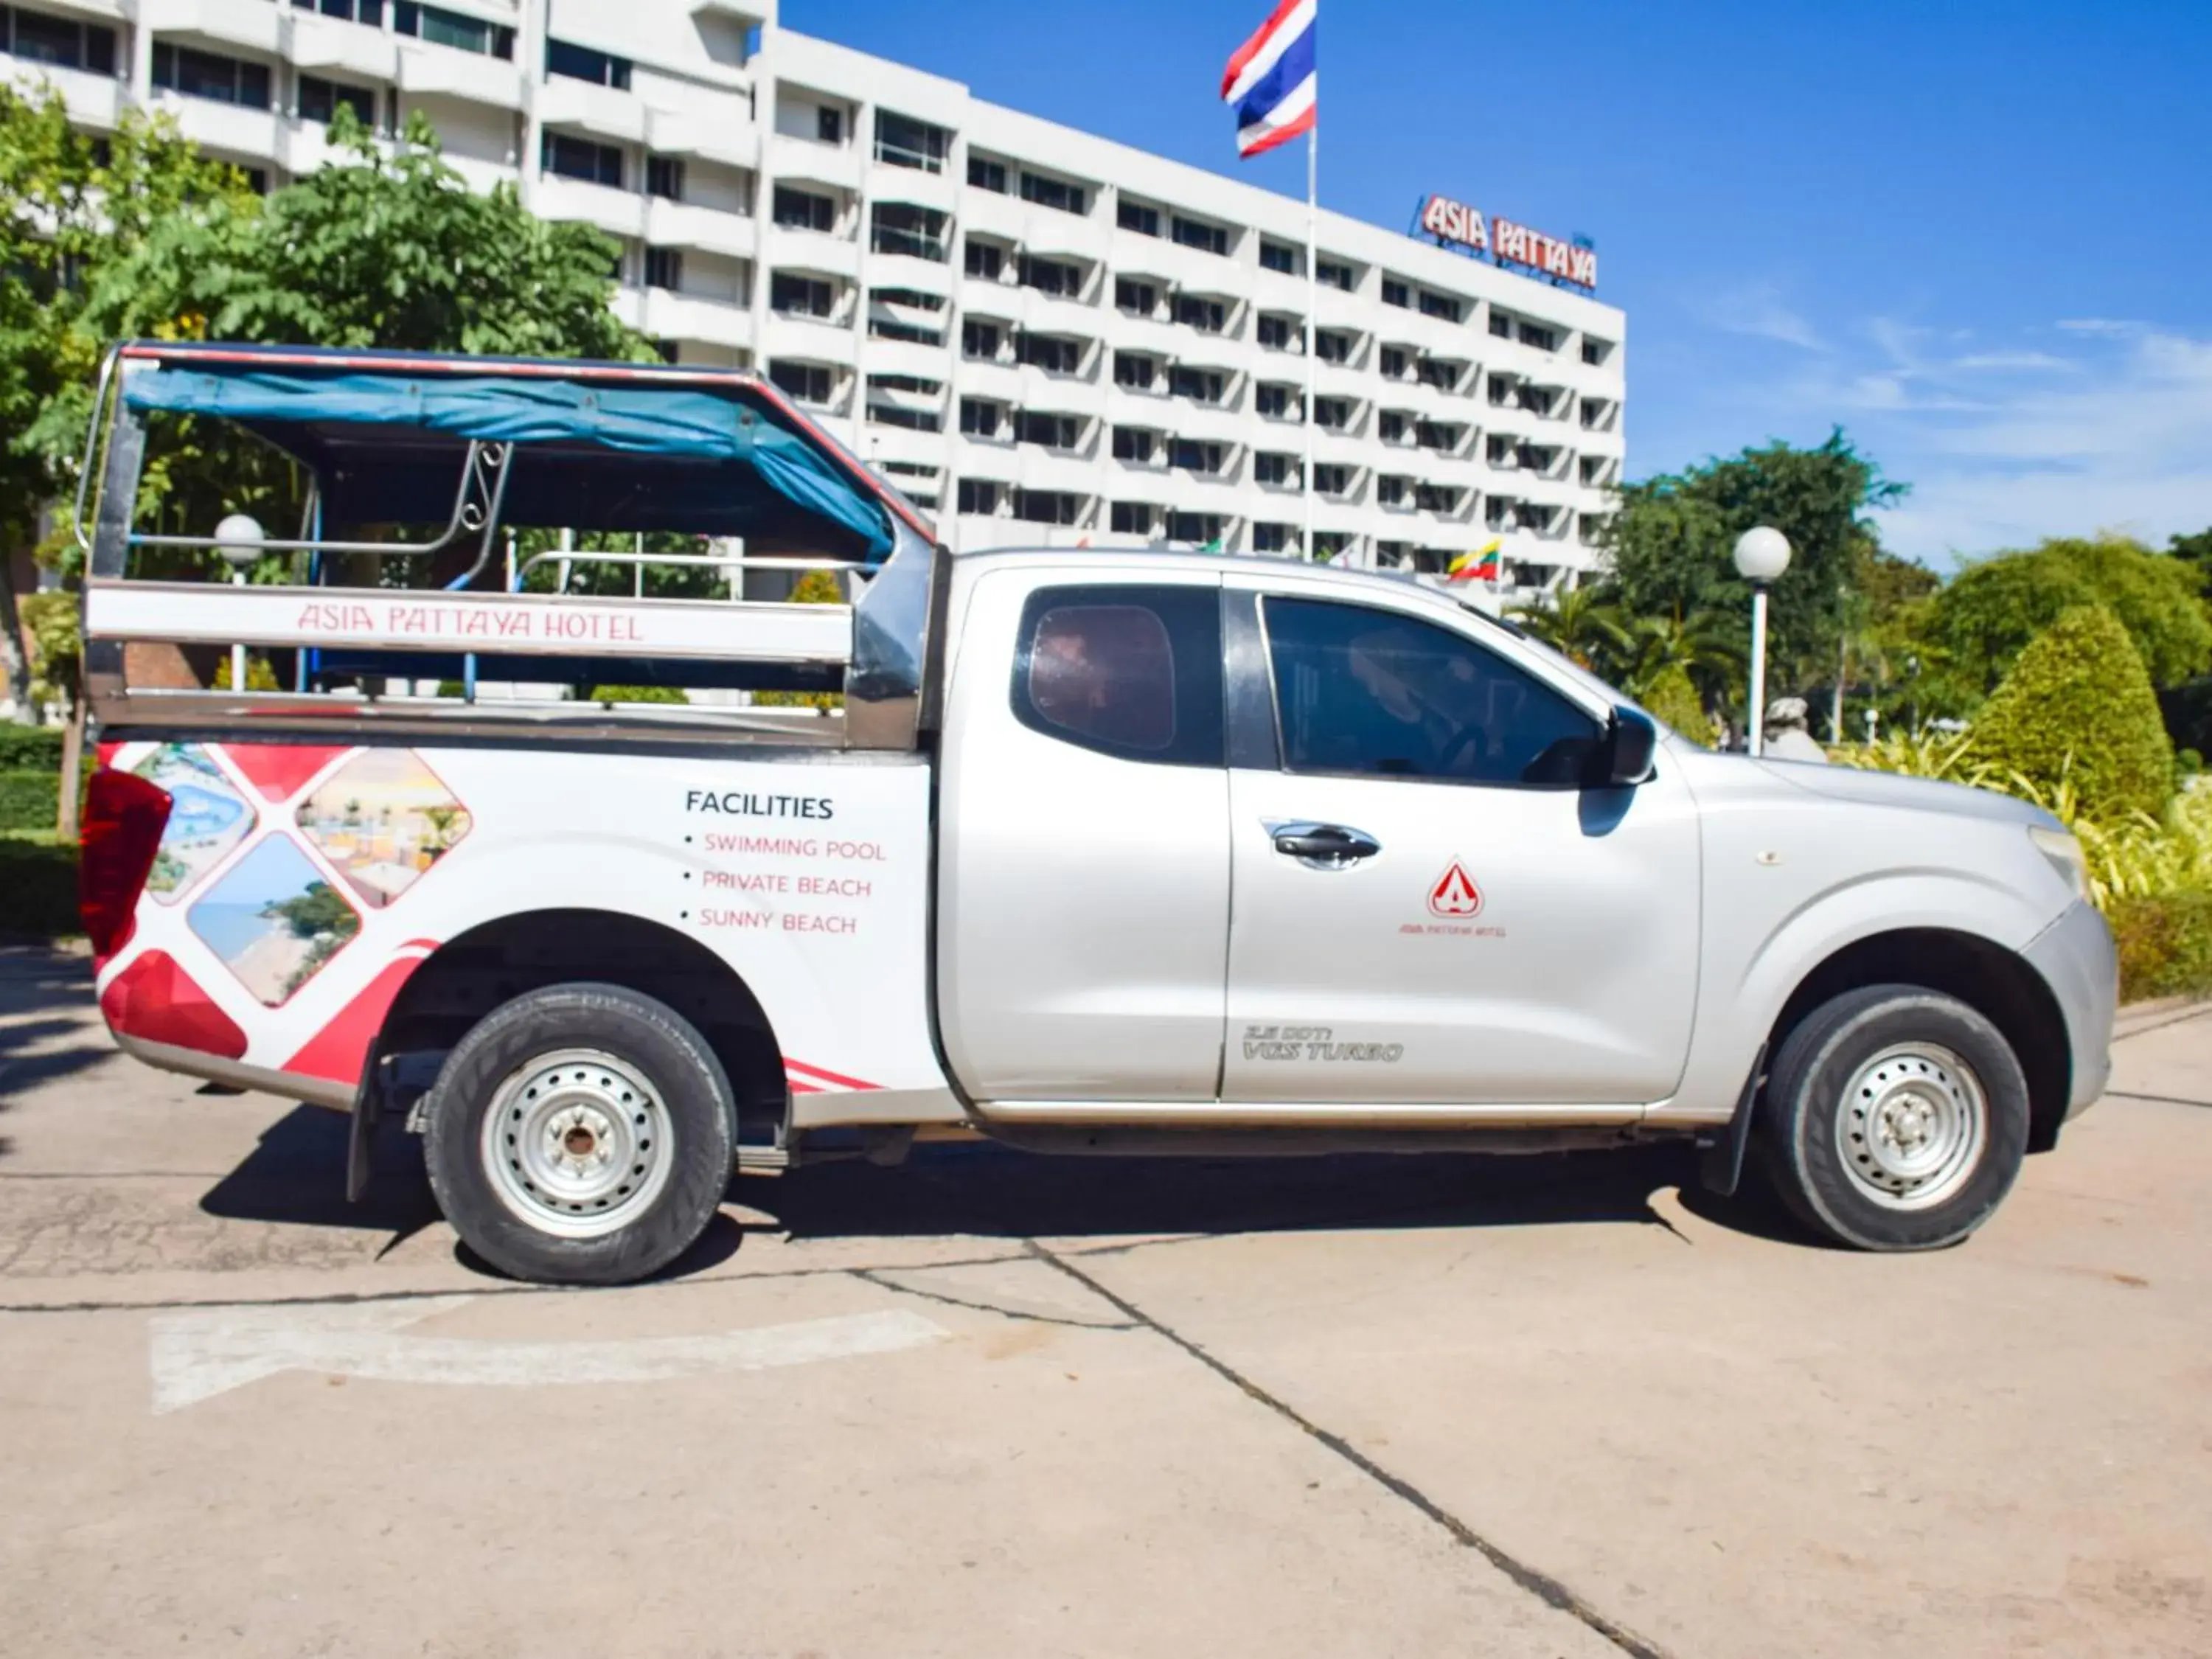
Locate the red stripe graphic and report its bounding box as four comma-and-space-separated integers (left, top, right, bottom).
784, 1059, 881, 1092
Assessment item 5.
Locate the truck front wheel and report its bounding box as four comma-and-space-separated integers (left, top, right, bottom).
1760, 984, 2030, 1251
422, 983, 737, 1285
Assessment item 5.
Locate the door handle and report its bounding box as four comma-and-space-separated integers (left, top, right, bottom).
1265, 821, 1382, 870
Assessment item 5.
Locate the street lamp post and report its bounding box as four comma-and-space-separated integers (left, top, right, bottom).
1733, 526, 1792, 755
214, 514, 266, 695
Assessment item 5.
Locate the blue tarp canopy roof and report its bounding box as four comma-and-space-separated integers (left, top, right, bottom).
118, 345, 911, 563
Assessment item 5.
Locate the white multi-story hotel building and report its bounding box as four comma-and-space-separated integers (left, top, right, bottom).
7, 0, 1625, 593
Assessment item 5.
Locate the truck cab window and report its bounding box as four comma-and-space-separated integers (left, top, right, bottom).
1261, 597, 1600, 786
1012, 584, 1222, 766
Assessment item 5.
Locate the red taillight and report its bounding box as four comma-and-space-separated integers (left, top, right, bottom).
80, 768, 172, 962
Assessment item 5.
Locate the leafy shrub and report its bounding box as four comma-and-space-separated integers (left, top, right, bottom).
586, 684, 688, 705
753, 568, 846, 711
0, 723, 63, 771
2110, 891, 2212, 1001
0, 834, 79, 938
1969, 605, 2173, 821
1637, 663, 1714, 747
0, 771, 60, 831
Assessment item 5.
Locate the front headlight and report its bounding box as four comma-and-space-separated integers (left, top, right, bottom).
2028, 827, 2090, 903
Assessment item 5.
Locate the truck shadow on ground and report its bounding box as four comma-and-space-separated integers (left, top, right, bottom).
195, 1107, 1809, 1281
765, 1139, 1806, 1248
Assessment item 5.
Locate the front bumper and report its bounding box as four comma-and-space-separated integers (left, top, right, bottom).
2022, 899, 2118, 1119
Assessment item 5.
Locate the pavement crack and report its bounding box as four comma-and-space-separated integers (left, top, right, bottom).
849, 1267, 1139, 1331
2104, 1089, 2212, 1110
1020, 1237, 1674, 1659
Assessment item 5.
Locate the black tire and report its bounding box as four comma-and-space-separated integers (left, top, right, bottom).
1759, 983, 2029, 1251
422, 982, 736, 1285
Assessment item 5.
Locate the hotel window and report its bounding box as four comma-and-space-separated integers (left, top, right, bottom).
1113, 351, 1156, 390
1253, 452, 1298, 487
1116, 198, 1161, 237
1487, 434, 1514, 465
1166, 511, 1222, 545
1519, 322, 1557, 351
290, 0, 382, 23
961, 319, 1002, 361
643, 246, 681, 291
1017, 333, 1082, 375
1419, 290, 1462, 321
869, 288, 945, 347
1111, 501, 1158, 535
1489, 310, 1514, 339
1256, 383, 1301, 420
1416, 420, 1457, 451
867, 375, 943, 434
394, 2, 513, 58
872, 202, 948, 262
1015, 489, 1082, 525
1378, 411, 1409, 443
770, 273, 833, 318
957, 479, 1003, 515
1416, 358, 1458, 391
1416, 484, 1458, 513
1316, 259, 1354, 291
768, 361, 832, 406
964, 237, 1006, 280
1017, 411, 1080, 451
4, 5, 118, 72
1113, 426, 1157, 464
1379, 347, 1408, 379
152, 44, 271, 107
543, 133, 622, 187
1259, 240, 1298, 275
967, 155, 1008, 193
1252, 522, 1293, 553
1377, 476, 1408, 507
1312, 464, 1351, 495
1257, 315, 1298, 352
1171, 439, 1223, 474
1170, 366, 1224, 404
773, 186, 835, 232
1171, 215, 1228, 255
874, 109, 948, 173
1381, 278, 1411, 309
645, 154, 685, 201
815, 105, 844, 144
298, 74, 375, 128
1173, 294, 1225, 333
959, 398, 1003, 437
1582, 337, 1613, 366
1314, 330, 1352, 364
1018, 254, 1081, 296
1019, 171, 1087, 215
1310, 532, 1350, 561
546, 38, 630, 89
1313, 397, 1353, 431
1114, 277, 1155, 315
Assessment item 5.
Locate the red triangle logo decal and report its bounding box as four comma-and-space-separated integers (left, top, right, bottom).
1427, 861, 1484, 918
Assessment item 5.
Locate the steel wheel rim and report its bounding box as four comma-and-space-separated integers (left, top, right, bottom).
480, 1048, 674, 1239
1834, 1041, 1987, 1211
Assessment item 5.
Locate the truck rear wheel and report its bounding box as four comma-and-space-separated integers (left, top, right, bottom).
422, 983, 737, 1285
1759, 984, 2029, 1251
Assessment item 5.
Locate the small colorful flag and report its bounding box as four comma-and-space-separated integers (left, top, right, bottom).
1221, 0, 1317, 160
1445, 539, 1503, 583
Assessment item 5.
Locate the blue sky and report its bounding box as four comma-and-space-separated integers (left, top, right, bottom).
785, 0, 2212, 568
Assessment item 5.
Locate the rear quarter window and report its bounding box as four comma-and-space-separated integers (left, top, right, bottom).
1010, 583, 1223, 766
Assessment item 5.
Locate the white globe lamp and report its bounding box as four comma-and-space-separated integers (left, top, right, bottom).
1731, 526, 1791, 756
213, 513, 267, 695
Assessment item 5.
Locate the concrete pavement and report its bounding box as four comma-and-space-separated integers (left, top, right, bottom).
1, 943, 2208, 1658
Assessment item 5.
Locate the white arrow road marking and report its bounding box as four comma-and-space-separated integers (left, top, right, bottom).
148, 1298, 947, 1414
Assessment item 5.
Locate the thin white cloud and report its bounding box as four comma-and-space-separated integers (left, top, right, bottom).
1694, 280, 1826, 351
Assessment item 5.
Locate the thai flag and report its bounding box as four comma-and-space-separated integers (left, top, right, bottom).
1221, 0, 1316, 159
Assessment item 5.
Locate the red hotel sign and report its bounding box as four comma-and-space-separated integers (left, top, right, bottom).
1417, 193, 1599, 291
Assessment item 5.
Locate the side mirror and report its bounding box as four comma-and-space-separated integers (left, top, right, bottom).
1602, 706, 1658, 787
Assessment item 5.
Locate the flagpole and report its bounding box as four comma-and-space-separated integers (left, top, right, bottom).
1303, 121, 1317, 562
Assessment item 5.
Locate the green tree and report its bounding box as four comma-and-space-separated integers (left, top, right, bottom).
1509, 585, 1629, 673
1638, 661, 1716, 747
1970, 605, 2174, 821
2169, 526, 2212, 580
754, 568, 846, 710
1599, 429, 1906, 708
0, 82, 251, 701
1933, 535, 2212, 697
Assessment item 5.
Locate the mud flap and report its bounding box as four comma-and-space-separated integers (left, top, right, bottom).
1697, 1043, 1767, 1197
345, 1071, 378, 1203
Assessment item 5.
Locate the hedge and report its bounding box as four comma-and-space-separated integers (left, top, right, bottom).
1972, 605, 2174, 820
2109, 891, 2212, 1002
0, 835, 79, 939
0, 770, 60, 831
0, 723, 63, 771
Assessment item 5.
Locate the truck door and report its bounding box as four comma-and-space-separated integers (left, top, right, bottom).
1222, 585, 1700, 1107
937, 569, 1228, 1101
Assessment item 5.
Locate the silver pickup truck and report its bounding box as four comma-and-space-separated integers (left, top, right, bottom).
77, 344, 2115, 1284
